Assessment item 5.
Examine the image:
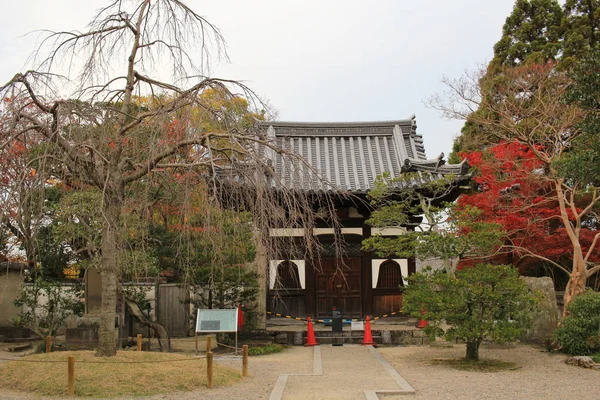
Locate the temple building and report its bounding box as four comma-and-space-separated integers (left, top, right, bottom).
262, 117, 470, 320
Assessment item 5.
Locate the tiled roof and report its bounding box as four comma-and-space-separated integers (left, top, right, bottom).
259, 118, 469, 194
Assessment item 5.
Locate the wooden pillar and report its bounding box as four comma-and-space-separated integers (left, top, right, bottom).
136, 334, 142, 351
305, 258, 316, 318
206, 351, 214, 389
67, 356, 75, 396
361, 217, 373, 317
242, 345, 248, 377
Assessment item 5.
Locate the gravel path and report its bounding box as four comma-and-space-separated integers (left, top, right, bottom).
284, 346, 402, 400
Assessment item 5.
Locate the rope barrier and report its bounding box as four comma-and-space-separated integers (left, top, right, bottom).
266, 310, 404, 323
0, 356, 205, 364
215, 341, 242, 351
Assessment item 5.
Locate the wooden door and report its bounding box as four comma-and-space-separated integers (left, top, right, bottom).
157, 284, 189, 337
315, 258, 362, 319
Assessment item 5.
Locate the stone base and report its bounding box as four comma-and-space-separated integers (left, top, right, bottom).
66, 327, 99, 350
0, 327, 33, 342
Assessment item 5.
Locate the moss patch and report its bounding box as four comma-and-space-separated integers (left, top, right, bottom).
0, 351, 240, 397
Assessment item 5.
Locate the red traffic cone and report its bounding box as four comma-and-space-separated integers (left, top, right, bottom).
361, 316, 375, 346
305, 317, 318, 346
416, 309, 428, 329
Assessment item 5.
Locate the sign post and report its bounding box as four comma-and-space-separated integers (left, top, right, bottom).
332, 308, 343, 346
195, 308, 239, 355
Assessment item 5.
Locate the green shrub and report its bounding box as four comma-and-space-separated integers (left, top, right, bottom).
403, 264, 538, 361
247, 344, 285, 356
554, 290, 600, 355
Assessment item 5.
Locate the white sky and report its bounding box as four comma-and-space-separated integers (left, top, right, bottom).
0, 0, 519, 159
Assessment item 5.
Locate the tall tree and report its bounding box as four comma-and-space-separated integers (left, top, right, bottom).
562, 0, 600, 65
0, 0, 322, 356
432, 62, 600, 310
556, 45, 600, 184
491, 0, 563, 70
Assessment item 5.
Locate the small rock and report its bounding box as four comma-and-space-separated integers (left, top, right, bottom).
566, 356, 596, 369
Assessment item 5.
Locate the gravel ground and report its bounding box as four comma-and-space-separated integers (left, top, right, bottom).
379, 344, 600, 400
1, 343, 598, 399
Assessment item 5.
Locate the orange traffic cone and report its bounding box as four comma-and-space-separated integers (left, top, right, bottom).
416, 309, 428, 328
361, 316, 375, 346
305, 317, 318, 346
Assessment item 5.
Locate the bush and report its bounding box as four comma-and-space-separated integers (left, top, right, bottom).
247, 344, 285, 356
404, 264, 538, 361
554, 290, 600, 355
13, 279, 84, 339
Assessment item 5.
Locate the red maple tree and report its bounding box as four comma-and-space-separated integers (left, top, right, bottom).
458, 142, 600, 280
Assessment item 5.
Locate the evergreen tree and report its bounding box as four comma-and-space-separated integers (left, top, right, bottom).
491, 0, 563, 70
562, 0, 600, 66
555, 45, 600, 184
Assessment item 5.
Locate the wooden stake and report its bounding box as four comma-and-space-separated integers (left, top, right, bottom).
67, 356, 75, 396
242, 345, 248, 377
136, 334, 142, 351
206, 335, 211, 353
206, 351, 213, 389
46, 336, 52, 353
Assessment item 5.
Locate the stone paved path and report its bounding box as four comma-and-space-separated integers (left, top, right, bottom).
271, 345, 414, 400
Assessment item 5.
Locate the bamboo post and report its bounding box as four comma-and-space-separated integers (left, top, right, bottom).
67, 356, 75, 396
206, 351, 213, 389
136, 334, 142, 351
242, 345, 248, 377
46, 336, 52, 353
206, 336, 211, 353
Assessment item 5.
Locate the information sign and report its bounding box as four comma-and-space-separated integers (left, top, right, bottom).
196, 308, 238, 333
351, 321, 364, 331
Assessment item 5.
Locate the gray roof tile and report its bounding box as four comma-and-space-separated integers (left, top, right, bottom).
259, 119, 468, 193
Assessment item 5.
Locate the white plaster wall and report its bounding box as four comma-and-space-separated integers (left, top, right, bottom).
371, 259, 408, 288
269, 260, 305, 289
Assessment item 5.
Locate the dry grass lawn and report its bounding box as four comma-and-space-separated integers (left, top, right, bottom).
0, 351, 241, 398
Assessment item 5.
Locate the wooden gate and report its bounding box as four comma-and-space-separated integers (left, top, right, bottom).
157, 284, 189, 337
315, 258, 362, 319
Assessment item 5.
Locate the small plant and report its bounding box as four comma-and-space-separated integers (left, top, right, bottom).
247, 344, 285, 356
553, 290, 600, 355
13, 279, 84, 339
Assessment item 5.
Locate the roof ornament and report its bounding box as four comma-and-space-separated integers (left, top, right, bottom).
435, 152, 445, 171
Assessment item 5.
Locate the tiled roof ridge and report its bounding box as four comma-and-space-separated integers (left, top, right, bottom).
259, 119, 415, 128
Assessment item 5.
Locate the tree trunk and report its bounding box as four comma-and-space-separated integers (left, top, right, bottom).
563, 254, 587, 316
124, 297, 171, 352
466, 339, 480, 361
96, 197, 121, 357
250, 231, 268, 330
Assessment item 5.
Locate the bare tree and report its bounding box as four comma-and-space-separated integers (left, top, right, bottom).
430, 62, 599, 312
0, 0, 337, 356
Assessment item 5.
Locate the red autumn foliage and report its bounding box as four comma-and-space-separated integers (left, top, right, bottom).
458, 142, 600, 272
